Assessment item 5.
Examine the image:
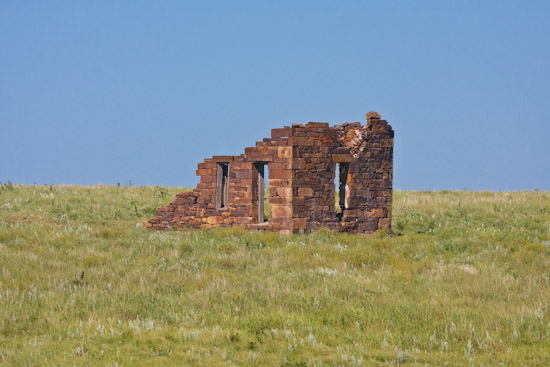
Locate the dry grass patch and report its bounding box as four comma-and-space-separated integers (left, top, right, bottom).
0, 185, 549, 366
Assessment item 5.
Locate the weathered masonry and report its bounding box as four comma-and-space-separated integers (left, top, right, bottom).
147, 111, 394, 234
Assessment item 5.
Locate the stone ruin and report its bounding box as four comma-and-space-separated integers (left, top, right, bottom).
147, 111, 394, 234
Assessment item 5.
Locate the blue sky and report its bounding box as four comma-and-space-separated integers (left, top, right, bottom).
1, 1, 549, 190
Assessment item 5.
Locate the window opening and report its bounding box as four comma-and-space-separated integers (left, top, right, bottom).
335, 163, 349, 219
254, 163, 269, 223
216, 162, 229, 209
264, 165, 269, 222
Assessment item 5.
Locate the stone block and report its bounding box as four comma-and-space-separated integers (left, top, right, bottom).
206, 216, 224, 224
276, 187, 292, 199
305, 122, 329, 128
333, 154, 353, 163
271, 205, 292, 218
278, 147, 292, 159
292, 218, 307, 230
212, 155, 235, 162
272, 127, 291, 138
291, 137, 314, 146
297, 187, 313, 197
270, 169, 291, 179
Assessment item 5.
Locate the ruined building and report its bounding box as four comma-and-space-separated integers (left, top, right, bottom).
147, 111, 394, 234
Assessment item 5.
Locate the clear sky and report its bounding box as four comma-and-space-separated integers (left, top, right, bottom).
1, 1, 549, 190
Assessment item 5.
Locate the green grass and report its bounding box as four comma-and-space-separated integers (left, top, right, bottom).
1, 184, 549, 366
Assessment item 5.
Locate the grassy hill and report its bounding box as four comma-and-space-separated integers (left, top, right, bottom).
0, 184, 549, 366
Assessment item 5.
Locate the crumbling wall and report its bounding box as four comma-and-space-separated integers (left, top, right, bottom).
147, 132, 296, 233
147, 112, 394, 234
337, 112, 394, 232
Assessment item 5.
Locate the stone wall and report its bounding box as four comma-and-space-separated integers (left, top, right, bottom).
147, 112, 394, 234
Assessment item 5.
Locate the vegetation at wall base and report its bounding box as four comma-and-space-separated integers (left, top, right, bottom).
0, 185, 549, 366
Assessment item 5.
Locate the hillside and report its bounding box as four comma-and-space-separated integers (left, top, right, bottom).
0, 184, 549, 366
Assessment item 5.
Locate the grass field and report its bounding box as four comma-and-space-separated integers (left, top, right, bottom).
0, 184, 549, 366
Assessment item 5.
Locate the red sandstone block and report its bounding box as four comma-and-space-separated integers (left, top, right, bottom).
294, 172, 312, 180
234, 216, 253, 224
366, 111, 381, 120
276, 187, 292, 198
235, 171, 251, 179
233, 208, 248, 216
244, 147, 258, 155
268, 162, 286, 170
370, 208, 384, 217
271, 127, 291, 138
292, 158, 305, 169
319, 198, 333, 206
292, 218, 307, 230
333, 154, 353, 163
269, 169, 291, 179
206, 216, 224, 224
292, 197, 305, 205
297, 187, 313, 197
313, 128, 330, 134
324, 128, 337, 137
313, 139, 325, 147
279, 138, 290, 146
196, 184, 215, 192
231, 162, 251, 170
305, 131, 322, 138
249, 154, 274, 162
343, 209, 361, 217
358, 221, 378, 233
277, 147, 292, 159
269, 197, 285, 205
231, 199, 249, 207
305, 122, 329, 128
271, 205, 292, 219
379, 180, 392, 189
212, 155, 235, 162
201, 175, 217, 184
291, 137, 314, 146
269, 179, 291, 187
